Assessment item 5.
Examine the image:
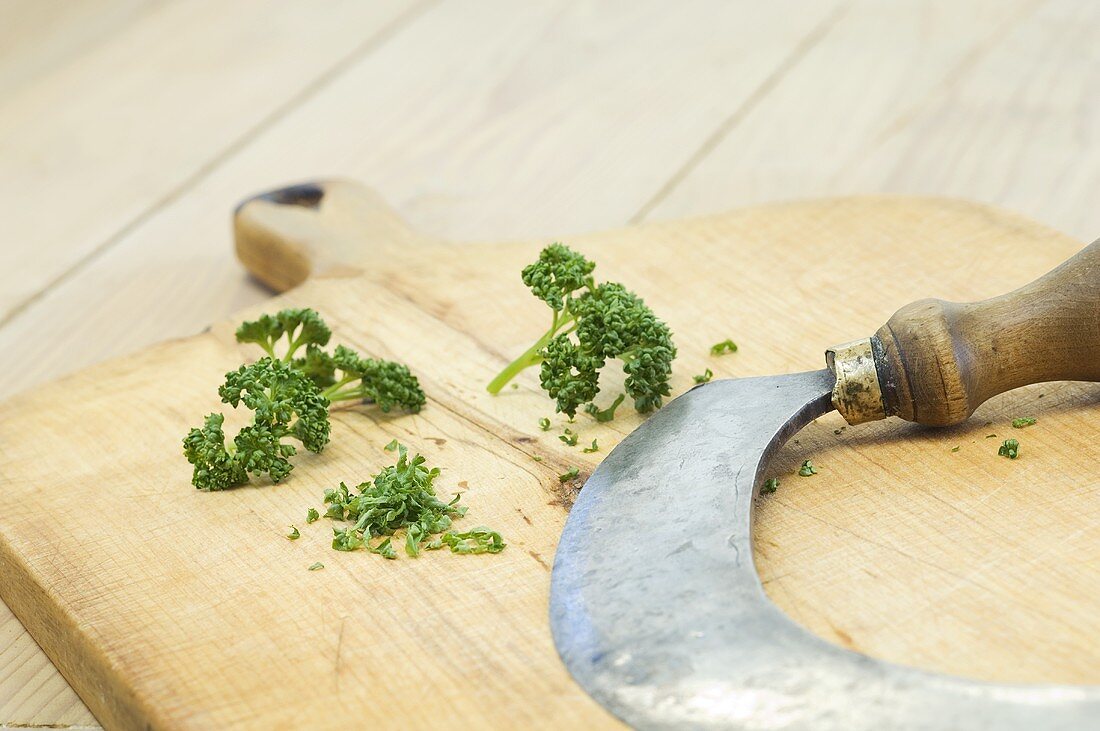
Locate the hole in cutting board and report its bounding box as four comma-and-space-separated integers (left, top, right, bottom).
753, 381, 1100, 685
256, 182, 325, 210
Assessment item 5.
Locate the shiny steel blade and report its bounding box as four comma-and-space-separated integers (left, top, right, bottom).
550, 370, 1098, 730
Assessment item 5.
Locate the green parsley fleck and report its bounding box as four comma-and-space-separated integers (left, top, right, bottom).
693, 368, 714, 384
538, 417, 551, 431
306, 507, 319, 523
798, 460, 818, 477
761, 477, 779, 495
372, 537, 397, 559
384, 438, 400, 452
584, 394, 625, 423
532, 455, 543, 462
287, 526, 300, 540
307, 562, 324, 571
998, 438, 1020, 459
1012, 417, 1037, 429
559, 466, 580, 483
985, 434, 997, 439
582, 439, 599, 453
559, 428, 579, 446
710, 339, 738, 356
950, 446, 960, 453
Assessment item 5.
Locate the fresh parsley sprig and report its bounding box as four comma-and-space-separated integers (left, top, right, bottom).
486, 244, 676, 417
183, 309, 424, 491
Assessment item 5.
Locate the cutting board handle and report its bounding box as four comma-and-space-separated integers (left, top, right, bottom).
234, 180, 436, 291
832, 238, 1100, 426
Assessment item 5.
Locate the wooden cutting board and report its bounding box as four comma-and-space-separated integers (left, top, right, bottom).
1, 182, 1098, 729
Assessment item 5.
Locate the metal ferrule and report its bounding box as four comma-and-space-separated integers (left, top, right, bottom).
825, 337, 887, 425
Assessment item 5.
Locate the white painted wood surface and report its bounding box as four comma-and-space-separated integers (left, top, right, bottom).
1, 0, 1096, 726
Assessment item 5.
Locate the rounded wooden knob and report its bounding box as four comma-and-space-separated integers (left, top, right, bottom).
233, 180, 435, 291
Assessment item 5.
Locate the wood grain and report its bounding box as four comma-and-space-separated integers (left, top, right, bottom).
1, 191, 1098, 729
648, 0, 1100, 242
4, 1, 1100, 725
0, 0, 843, 401
0, 600, 94, 729
1, 3, 851, 721
0, 0, 156, 99
0, 0, 421, 324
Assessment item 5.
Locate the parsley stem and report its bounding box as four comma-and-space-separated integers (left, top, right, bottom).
321, 374, 358, 400
283, 330, 306, 361
486, 311, 577, 394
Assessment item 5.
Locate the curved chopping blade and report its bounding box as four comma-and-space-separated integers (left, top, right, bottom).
550, 370, 1100, 730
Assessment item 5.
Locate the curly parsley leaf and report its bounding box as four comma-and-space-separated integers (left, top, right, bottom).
185, 309, 425, 490
183, 359, 329, 490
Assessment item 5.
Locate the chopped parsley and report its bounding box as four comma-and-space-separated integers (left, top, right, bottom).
439, 527, 506, 555
307, 562, 324, 571
287, 526, 300, 540
1012, 417, 1037, 429
559, 466, 580, 483
798, 460, 817, 477
998, 439, 1020, 459
582, 439, 599, 453
538, 417, 551, 431
306, 507, 319, 523
559, 428, 579, 446
323, 442, 505, 559
760, 477, 779, 495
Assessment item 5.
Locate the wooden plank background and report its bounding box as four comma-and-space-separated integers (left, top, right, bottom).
1, 0, 1097, 726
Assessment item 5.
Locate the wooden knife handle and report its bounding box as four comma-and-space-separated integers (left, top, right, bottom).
233, 180, 436, 292
830, 238, 1100, 426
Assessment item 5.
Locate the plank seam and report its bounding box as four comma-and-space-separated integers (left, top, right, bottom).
628, 0, 850, 225
0, 0, 440, 334
844, 0, 1050, 187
